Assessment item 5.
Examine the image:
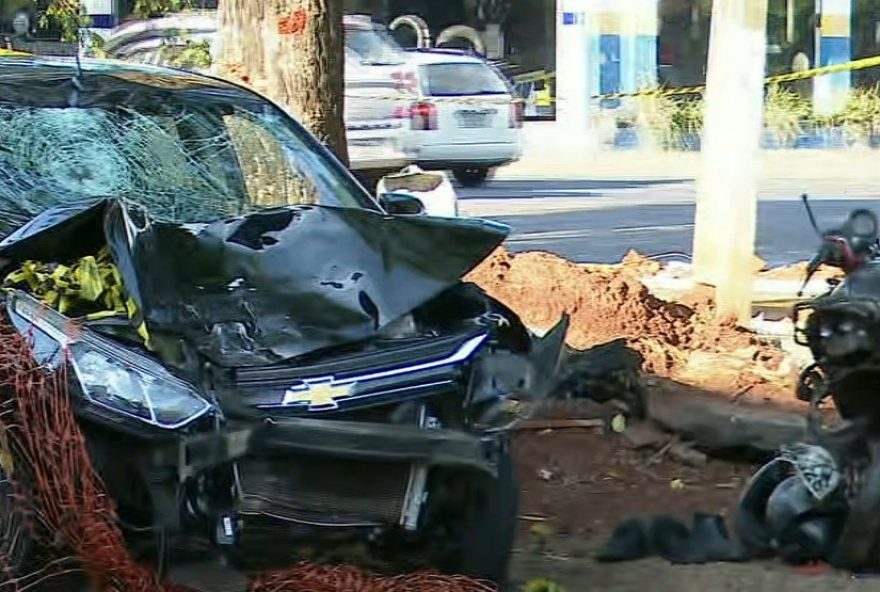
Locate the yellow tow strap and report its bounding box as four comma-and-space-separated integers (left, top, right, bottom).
3, 247, 151, 347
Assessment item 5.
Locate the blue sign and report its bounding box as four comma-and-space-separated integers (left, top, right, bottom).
89, 14, 117, 28
562, 12, 576, 25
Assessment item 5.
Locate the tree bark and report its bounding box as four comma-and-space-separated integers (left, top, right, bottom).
217, 0, 349, 166
692, 0, 767, 324
216, 0, 268, 91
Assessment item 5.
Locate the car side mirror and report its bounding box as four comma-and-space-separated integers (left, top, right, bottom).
378, 192, 426, 216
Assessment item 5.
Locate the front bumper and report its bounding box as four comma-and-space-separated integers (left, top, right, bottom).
407, 142, 523, 170
142, 316, 569, 532
347, 125, 413, 174
169, 416, 500, 480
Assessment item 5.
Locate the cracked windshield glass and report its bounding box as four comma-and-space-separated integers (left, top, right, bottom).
0, 96, 371, 229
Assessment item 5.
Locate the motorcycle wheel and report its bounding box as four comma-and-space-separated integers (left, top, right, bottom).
0, 467, 31, 577
443, 445, 518, 587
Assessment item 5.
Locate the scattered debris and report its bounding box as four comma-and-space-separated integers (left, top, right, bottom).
642, 438, 678, 467
515, 418, 604, 431
530, 522, 557, 543
669, 442, 708, 467
523, 578, 567, 592
538, 468, 556, 482
519, 514, 549, 523
670, 479, 685, 491
621, 421, 668, 450
596, 513, 749, 564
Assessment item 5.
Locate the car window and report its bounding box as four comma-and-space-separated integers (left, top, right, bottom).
0, 92, 377, 228
420, 62, 510, 97
345, 25, 404, 65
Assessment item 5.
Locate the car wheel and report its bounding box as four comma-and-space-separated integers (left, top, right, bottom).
452, 167, 492, 187
0, 468, 31, 577
445, 444, 518, 587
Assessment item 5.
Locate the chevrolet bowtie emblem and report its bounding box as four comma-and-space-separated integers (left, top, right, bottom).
281, 378, 355, 410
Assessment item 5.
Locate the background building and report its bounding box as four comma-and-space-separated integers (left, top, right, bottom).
3, 0, 879, 114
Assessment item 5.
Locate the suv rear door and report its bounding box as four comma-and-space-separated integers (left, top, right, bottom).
418, 60, 516, 146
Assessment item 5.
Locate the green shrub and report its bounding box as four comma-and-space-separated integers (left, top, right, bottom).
634, 91, 681, 149
835, 86, 880, 145
763, 83, 812, 146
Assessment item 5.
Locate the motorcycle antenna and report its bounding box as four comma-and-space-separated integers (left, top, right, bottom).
801, 193, 822, 236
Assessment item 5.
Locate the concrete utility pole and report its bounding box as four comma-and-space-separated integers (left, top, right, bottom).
555, 0, 596, 151
692, 0, 768, 324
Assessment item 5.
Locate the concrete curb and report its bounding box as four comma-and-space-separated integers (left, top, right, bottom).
501, 124, 880, 181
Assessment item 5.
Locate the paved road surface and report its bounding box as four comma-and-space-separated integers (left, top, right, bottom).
457, 178, 880, 266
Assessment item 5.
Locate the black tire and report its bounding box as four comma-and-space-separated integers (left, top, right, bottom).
452, 167, 492, 187
0, 468, 31, 578
450, 445, 519, 587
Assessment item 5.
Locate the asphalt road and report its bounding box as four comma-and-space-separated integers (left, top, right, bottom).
457, 178, 880, 267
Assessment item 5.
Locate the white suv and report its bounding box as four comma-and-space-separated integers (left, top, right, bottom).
399, 49, 524, 187
100, 13, 414, 187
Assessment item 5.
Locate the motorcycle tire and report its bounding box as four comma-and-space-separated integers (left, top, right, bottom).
446, 444, 519, 588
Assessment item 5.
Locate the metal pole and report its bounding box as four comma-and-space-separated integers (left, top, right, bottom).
815, 0, 823, 67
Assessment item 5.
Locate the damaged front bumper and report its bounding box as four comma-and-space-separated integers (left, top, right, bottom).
159, 314, 571, 482
163, 416, 502, 482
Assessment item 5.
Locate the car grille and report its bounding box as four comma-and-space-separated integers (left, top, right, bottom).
227, 333, 486, 526
221, 330, 486, 415
237, 454, 411, 526
237, 400, 424, 527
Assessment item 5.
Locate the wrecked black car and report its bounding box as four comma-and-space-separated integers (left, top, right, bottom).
0, 55, 568, 583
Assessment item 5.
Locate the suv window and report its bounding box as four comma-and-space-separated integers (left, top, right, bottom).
344, 25, 405, 66
420, 62, 509, 97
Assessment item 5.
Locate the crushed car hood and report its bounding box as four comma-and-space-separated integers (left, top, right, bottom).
0, 198, 508, 367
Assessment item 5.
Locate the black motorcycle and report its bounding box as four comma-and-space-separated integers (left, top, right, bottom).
737, 196, 880, 569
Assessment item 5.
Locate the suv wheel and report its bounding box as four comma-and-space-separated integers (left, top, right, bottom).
442, 445, 518, 587
452, 167, 492, 187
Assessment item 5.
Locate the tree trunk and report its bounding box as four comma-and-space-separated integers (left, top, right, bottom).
692, 0, 767, 324
216, 0, 268, 92
217, 0, 349, 166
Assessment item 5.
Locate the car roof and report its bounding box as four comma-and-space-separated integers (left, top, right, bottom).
109, 10, 375, 39
403, 49, 492, 66
0, 53, 253, 105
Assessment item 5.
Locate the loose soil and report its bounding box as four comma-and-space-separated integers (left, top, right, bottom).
468, 248, 799, 407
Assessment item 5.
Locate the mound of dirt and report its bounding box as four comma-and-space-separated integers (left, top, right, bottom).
467, 248, 795, 401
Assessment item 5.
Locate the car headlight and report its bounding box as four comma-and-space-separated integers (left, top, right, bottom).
69, 342, 212, 429
9, 291, 212, 430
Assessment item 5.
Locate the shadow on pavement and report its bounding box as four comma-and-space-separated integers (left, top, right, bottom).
458, 178, 692, 199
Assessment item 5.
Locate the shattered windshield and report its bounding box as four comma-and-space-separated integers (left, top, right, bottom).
0, 89, 377, 231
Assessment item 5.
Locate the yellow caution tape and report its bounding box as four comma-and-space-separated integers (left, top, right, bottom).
507, 53, 880, 104
0, 48, 30, 57
3, 247, 152, 348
